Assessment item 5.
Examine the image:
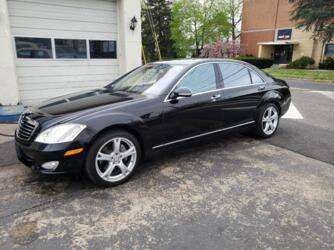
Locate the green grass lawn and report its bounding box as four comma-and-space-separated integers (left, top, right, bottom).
263, 68, 334, 82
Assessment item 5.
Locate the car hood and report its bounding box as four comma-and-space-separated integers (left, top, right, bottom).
28, 89, 145, 121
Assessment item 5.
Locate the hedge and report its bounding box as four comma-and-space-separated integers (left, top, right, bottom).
319, 57, 334, 70
236, 56, 274, 69
287, 56, 315, 69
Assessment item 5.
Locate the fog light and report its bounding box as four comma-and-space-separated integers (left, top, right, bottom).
41, 161, 59, 170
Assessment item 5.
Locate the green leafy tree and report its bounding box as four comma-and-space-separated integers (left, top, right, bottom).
224, 0, 243, 41
141, 0, 177, 62
171, 0, 230, 57
289, 0, 334, 61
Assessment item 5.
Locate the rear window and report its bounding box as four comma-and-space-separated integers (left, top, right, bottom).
249, 70, 264, 84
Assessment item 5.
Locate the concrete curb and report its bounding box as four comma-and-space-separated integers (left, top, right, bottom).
283, 78, 334, 84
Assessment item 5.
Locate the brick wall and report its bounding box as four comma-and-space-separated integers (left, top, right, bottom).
276, 0, 294, 28
241, 0, 295, 56
240, 31, 275, 56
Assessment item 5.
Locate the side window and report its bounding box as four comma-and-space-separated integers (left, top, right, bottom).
177, 64, 216, 94
249, 70, 264, 84
219, 63, 251, 88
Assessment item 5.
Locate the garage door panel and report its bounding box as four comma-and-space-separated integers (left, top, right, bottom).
11, 27, 118, 40
10, 17, 117, 33
19, 80, 110, 91
18, 74, 118, 84
9, 8, 117, 25
16, 59, 119, 67
17, 66, 119, 77
8, 0, 117, 12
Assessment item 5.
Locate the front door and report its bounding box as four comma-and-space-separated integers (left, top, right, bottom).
274, 45, 293, 64
159, 63, 223, 145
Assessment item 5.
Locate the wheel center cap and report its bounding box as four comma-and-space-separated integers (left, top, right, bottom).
113, 155, 121, 163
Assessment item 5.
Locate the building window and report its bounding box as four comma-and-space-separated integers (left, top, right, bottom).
324, 44, 334, 57
55, 39, 87, 58
15, 37, 52, 58
89, 40, 117, 58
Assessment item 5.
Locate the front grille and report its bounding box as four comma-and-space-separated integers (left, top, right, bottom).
16, 115, 39, 142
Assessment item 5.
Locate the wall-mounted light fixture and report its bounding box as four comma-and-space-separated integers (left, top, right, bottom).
130, 16, 138, 30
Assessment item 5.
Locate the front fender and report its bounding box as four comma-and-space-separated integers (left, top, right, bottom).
84, 112, 145, 134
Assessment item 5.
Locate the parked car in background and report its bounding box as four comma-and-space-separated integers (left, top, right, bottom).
16, 48, 52, 59
15, 59, 291, 186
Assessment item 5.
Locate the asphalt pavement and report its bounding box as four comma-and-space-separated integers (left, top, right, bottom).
266, 80, 334, 165
0, 79, 333, 249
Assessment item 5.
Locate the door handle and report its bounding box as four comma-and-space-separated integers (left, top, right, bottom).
210, 94, 221, 102
258, 85, 266, 91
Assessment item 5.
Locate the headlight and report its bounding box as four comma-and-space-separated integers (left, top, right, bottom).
35, 123, 86, 144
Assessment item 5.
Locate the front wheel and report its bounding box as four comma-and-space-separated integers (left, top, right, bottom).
85, 130, 141, 187
254, 103, 280, 138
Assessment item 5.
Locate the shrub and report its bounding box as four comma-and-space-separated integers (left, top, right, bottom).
319, 57, 334, 70
200, 39, 241, 58
287, 56, 315, 69
236, 56, 274, 69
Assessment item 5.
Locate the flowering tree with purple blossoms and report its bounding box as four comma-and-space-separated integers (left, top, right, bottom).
200, 39, 241, 58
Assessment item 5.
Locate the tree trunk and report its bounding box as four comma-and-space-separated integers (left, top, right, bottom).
320, 40, 326, 63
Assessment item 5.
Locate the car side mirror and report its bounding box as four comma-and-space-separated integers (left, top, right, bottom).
170, 87, 192, 99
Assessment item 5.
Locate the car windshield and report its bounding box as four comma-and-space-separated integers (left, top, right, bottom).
106, 63, 184, 94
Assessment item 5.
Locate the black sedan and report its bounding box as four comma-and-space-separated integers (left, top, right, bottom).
15, 59, 291, 186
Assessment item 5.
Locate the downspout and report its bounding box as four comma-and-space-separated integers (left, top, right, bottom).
273, 0, 280, 41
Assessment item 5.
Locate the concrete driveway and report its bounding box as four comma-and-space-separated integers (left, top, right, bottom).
0, 80, 333, 249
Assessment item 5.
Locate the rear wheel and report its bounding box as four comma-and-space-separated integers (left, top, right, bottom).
85, 130, 141, 187
254, 103, 280, 138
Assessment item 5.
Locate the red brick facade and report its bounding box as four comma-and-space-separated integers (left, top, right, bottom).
240, 0, 294, 56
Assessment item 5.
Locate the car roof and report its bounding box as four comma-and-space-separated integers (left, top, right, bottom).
153, 58, 250, 66
151, 58, 273, 84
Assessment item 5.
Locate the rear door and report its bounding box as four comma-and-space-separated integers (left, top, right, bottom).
218, 63, 266, 127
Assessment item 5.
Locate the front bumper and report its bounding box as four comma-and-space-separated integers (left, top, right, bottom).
15, 139, 86, 174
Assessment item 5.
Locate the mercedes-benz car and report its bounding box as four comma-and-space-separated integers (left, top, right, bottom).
15, 59, 291, 186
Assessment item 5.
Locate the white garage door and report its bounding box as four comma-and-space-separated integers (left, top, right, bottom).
8, 0, 119, 105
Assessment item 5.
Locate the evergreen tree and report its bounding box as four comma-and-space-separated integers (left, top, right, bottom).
289, 0, 334, 61
141, 0, 177, 62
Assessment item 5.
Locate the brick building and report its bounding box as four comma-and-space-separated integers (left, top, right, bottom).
240, 0, 334, 66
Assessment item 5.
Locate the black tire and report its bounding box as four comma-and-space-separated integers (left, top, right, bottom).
85, 130, 141, 187
254, 103, 280, 138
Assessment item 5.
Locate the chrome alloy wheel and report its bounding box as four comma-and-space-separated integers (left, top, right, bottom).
262, 106, 279, 135
95, 137, 137, 182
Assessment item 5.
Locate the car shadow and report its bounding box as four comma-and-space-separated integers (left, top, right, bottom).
17, 130, 254, 195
